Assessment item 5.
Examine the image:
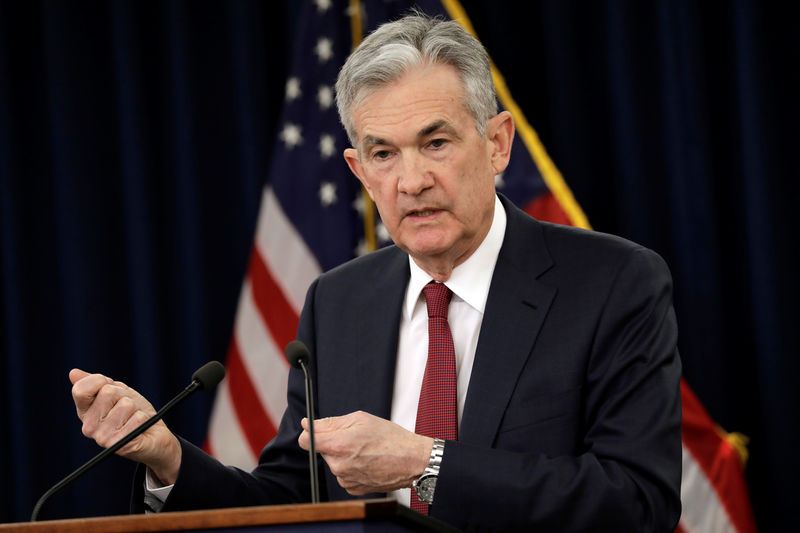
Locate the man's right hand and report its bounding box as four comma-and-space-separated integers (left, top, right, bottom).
69, 369, 182, 486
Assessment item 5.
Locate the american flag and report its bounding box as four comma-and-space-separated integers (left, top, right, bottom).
204, 2, 757, 532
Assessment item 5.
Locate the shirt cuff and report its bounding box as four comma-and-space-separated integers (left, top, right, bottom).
144, 468, 174, 509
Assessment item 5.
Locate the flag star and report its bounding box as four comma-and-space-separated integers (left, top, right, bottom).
279, 123, 303, 149
315, 37, 333, 63
314, 0, 332, 12
494, 172, 506, 188
319, 182, 337, 206
285, 77, 301, 101
317, 85, 333, 110
319, 134, 336, 159
376, 222, 391, 243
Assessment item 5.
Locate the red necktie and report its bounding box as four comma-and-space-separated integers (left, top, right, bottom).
411, 282, 458, 514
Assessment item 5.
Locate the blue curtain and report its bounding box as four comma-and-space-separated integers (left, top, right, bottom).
1, 1, 796, 530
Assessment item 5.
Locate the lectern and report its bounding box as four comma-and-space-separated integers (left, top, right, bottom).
0, 498, 461, 532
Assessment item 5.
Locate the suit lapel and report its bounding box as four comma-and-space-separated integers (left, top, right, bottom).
355, 249, 410, 420
460, 197, 557, 447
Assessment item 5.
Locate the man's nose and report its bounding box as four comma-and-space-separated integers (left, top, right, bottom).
397, 153, 434, 195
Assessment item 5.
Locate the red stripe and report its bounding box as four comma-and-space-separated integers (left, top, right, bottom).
680, 379, 758, 533
524, 191, 572, 226
225, 337, 278, 457
249, 248, 300, 355
674, 523, 687, 533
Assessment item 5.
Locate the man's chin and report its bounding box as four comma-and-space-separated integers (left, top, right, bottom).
401, 239, 454, 262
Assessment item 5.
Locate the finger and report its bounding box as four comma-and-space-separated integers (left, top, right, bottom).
306, 415, 348, 433
298, 428, 310, 451
80, 383, 128, 435
71, 373, 114, 415
90, 395, 139, 447
335, 475, 378, 496
298, 424, 337, 452
299, 418, 340, 454
69, 368, 90, 385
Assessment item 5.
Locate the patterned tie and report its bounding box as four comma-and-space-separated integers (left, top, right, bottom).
411, 282, 458, 514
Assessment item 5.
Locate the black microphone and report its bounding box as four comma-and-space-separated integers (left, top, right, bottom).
285, 340, 320, 504
31, 361, 226, 521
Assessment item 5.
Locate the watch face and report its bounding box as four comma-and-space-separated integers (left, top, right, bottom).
417, 475, 437, 504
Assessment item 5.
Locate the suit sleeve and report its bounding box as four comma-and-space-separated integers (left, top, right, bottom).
432, 247, 682, 532
131, 279, 325, 512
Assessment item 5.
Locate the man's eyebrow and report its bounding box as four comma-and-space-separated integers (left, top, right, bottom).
360, 135, 389, 153
359, 120, 460, 152
419, 120, 460, 139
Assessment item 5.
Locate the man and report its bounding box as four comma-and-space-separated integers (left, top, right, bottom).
70, 13, 682, 531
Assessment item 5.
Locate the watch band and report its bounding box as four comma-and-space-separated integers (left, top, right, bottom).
425, 438, 445, 473
413, 438, 445, 505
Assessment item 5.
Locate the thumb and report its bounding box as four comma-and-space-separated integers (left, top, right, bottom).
68, 368, 90, 385
302, 416, 340, 433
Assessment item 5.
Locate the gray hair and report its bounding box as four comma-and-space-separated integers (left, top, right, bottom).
335, 13, 497, 148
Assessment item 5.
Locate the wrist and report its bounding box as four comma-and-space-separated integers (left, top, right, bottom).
148, 434, 182, 486
413, 438, 445, 505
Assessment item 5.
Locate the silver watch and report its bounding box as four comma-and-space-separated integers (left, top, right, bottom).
412, 438, 445, 505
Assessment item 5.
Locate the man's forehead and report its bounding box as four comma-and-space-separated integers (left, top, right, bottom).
350, 64, 469, 146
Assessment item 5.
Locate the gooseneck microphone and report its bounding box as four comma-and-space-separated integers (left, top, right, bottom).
285, 340, 320, 504
31, 361, 226, 521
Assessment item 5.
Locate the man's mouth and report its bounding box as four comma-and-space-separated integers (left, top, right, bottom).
410, 209, 437, 217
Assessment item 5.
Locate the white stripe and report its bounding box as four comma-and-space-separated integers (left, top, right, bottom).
234, 279, 290, 425
255, 187, 322, 314
206, 379, 258, 470
679, 444, 738, 533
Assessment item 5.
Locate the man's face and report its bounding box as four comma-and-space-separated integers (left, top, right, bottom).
344, 64, 512, 272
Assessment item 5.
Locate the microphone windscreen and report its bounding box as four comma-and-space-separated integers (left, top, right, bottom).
285, 340, 310, 369
192, 361, 226, 390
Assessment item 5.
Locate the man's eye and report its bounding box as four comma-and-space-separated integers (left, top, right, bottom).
373, 150, 391, 160
429, 139, 448, 149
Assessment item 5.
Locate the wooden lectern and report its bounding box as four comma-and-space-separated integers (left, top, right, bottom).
0, 498, 461, 532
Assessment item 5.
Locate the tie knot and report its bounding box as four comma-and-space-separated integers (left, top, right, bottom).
423, 282, 453, 318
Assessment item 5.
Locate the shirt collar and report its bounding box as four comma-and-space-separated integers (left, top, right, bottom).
403, 195, 507, 319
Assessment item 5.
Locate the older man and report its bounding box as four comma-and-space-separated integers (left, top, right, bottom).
71, 13, 681, 531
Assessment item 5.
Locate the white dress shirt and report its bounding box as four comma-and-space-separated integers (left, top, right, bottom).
389, 195, 506, 506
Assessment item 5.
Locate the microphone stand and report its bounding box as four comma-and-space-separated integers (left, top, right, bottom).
298, 358, 320, 504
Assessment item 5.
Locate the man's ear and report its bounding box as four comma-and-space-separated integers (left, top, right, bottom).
344, 147, 373, 198
487, 111, 515, 175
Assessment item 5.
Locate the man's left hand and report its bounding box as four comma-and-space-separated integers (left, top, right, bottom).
298, 411, 432, 495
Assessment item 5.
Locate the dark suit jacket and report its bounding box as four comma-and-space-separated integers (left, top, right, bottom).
142, 194, 682, 531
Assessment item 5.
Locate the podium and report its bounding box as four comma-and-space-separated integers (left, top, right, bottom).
0, 498, 460, 532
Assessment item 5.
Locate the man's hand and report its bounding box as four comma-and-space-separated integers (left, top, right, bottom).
299, 411, 433, 495
69, 369, 182, 485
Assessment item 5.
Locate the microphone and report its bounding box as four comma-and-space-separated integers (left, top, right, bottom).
285, 340, 320, 504
31, 361, 225, 521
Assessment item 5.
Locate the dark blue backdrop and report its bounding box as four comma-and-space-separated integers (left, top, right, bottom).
1, 2, 796, 531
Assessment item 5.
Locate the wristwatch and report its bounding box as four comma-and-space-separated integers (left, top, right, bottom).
412, 438, 445, 505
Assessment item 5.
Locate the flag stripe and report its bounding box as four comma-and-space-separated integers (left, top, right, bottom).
225, 337, 279, 457
680, 445, 736, 533
235, 279, 291, 425
205, 379, 259, 469
248, 249, 300, 356
254, 187, 321, 315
